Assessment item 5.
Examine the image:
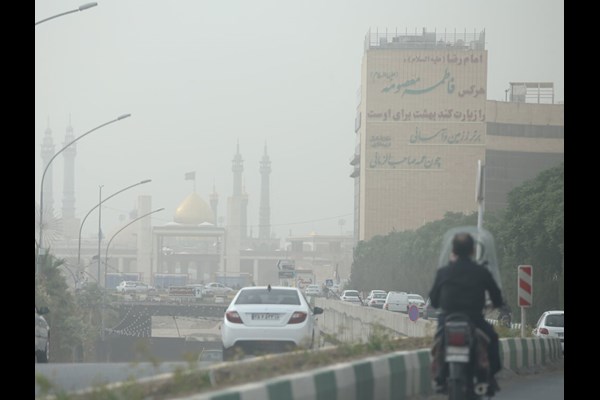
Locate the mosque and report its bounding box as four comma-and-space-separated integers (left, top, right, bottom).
36, 130, 354, 289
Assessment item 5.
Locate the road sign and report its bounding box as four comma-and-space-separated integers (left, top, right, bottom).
518, 265, 533, 307
278, 270, 295, 279
408, 304, 419, 322
277, 259, 295, 271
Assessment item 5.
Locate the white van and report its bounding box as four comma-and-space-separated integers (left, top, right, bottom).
383, 291, 409, 313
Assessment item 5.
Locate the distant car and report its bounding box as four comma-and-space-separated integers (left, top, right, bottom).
532, 310, 564, 352
367, 292, 387, 308
35, 306, 50, 363
116, 280, 154, 293
383, 291, 409, 312
340, 290, 363, 305
203, 282, 234, 296
365, 289, 387, 302
221, 286, 323, 360
304, 284, 322, 297
407, 293, 426, 316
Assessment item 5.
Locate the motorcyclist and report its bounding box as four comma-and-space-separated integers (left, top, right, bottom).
428, 232, 504, 395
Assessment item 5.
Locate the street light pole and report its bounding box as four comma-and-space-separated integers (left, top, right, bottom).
101, 207, 164, 343
35, 2, 98, 26
104, 208, 165, 287
97, 185, 104, 285
37, 113, 131, 275
77, 179, 152, 266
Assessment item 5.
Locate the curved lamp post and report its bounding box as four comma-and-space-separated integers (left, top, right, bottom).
103, 207, 165, 287
77, 179, 152, 266
36, 113, 131, 275
35, 2, 98, 26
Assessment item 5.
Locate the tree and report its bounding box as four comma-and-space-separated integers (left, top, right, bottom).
35, 251, 106, 362
491, 163, 564, 324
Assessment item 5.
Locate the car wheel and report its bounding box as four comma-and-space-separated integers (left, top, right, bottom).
222, 345, 237, 362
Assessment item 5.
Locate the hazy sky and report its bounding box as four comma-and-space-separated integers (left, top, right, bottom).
35, 0, 564, 241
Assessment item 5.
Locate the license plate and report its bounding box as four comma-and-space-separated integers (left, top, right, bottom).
445, 346, 470, 362
252, 313, 280, 320
557, 332, 563, 337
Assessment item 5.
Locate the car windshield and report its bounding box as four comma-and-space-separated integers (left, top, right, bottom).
545, 314, 564, 327
373, 293, 386, 299
345, 291, 359, 297
408, 295, 424, 302
235, 289, 301, 305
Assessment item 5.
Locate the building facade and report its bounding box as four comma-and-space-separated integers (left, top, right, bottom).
352, 29, 563, 242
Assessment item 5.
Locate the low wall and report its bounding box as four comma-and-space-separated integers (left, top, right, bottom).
173, 337, 562, 400
315, 298, 436, 341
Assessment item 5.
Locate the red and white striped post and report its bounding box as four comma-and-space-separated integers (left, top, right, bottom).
518, 265, 533, 337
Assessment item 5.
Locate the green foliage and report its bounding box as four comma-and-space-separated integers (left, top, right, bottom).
36, 251, 106, 362
349, 163, 564, 326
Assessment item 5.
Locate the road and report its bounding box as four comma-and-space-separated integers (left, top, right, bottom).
36, 359, 564, 399
424, 360, 564, 400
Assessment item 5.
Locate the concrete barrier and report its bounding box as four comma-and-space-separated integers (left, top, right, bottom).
173, 337, 562, 400
315, 298, 436, 342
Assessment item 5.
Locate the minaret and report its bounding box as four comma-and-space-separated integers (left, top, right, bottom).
259, 143, 271, 241
226, 141, 243, 274
41, 118, 55, 219
210, 182, 219, 226
232, 141, 243, 196
62, 117, 77, 221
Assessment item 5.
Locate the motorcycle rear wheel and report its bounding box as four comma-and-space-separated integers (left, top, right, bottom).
448, 378, 466, 400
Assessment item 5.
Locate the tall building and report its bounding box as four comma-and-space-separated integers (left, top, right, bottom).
40, 120, 55, 221
352, 29, 563, 242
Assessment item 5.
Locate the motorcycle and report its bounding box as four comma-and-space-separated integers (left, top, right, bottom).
430, 226, 503, 400
432, 312, 492, 399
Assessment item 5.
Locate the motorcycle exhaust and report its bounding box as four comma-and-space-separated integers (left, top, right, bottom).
474, 382, 488, 395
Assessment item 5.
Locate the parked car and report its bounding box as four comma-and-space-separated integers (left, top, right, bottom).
116, 280, 155, 293
340, 290, 363, 305
35, 306, 50, 363
304, 284, 322, 297
221, 285, 323, 360
367, 292, 387, 308
407, 293, 426, 316
532, 310, 564, 352
203, 282, 234, 296
383, 291, 409, 312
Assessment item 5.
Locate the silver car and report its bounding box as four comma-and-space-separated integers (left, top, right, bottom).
35, 306, 50, 363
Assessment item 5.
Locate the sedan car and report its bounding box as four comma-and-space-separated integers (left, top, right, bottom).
367, 292, 387, 308
532, 310, 564, 352
407, 293, 426, 316
203, 282, 234, 296
35, 306, 50, 363
340, 290, 363, 305
116, 281, 154, 293
221, 286, 323, 360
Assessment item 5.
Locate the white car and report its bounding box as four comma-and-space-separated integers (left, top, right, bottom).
203, 282, 234, 296
367, 292, 387, 308
532, 310, 564, 352
221, 286, 323, 360
116, 281, 154, 293
340, 290, 363, 305
383, 291, 409, 312
407, 293, 426, 316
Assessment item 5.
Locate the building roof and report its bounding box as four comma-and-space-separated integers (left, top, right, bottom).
174, 192, 215, 225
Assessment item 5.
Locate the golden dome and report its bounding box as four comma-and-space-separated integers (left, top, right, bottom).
174, 192, 215, 225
